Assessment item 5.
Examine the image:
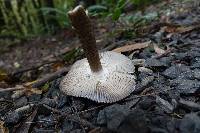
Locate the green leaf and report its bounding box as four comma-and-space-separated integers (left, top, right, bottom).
117, 0, 126, 9
87, 5, 107, 13
41, 82, 50, 92
40, 7, 66, 15
112, 8, 121, 21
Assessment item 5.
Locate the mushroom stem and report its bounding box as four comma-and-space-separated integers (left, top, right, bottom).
68, 5, 102, 72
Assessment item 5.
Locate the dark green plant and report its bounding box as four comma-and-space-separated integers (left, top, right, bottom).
41, 0, 74, 28
88, 0, 160, 21
63, 48, 83, 63
88, 0, 127, 20
0, 0, 45, 37
0, 0, 75, 38
111, 0, 127, 20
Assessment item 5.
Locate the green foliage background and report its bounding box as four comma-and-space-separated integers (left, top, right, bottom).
0, 0, 158, 38
0, 0, 74, 37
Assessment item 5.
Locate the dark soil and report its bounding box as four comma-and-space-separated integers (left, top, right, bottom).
1, 0, 200, 133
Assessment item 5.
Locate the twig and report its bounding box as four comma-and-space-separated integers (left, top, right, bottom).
12, 43, 80, 76
112, 41, 150, 53
12, 60, 58, 76
42, 43, 81, 61
16, 108, 38, 133
178, 98, 200, 111
0, 66, 71, 93
122, 87, 175, 103
41, 103, 98, 130
0, 87, 22, 92
42, 103, 105, 117
101, 40, 136, 52
0, 86, 24, 92
41, 104, 62, 114
75, 104, 106, 116
31, 66, 71, 88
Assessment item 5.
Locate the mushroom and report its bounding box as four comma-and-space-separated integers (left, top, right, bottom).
60, 5, 136, 103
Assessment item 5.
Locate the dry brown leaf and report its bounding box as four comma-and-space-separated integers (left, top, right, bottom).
23, 83, 42, 95
164, 26, 178, 33
0, 68, 9, 82
10, 84, 42, 98
0, 120, 9, 133
27, 88, 42, 95
24, 81, 37, 87
176, 26, 197, 33
51, 61, 65, 71
112, 41, 150, 53
153, 44, 166, 55
164, 24, 200, 34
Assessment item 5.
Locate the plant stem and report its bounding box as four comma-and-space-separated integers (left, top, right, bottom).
68, 5, 102, 72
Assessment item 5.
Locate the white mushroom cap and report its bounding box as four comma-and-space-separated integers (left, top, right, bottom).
60, 51, 136, 103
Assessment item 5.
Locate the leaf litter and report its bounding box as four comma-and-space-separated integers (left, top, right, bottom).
1, 0, 200, 132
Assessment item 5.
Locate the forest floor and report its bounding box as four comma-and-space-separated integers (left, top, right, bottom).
1, 0, 200, 132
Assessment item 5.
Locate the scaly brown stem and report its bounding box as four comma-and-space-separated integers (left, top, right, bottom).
68, 5, 102, 72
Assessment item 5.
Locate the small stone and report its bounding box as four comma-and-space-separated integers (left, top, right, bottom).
178, 99, 200, 111
0, 91, 11, 100
140, 76, 154, 88
132, 59, 145, 66
145, 58, 168, 68
118, 109, 150, 133
13, 62, 20, 68
28, 94, 41, 102
139, 48, 154, 59
46, 78, 61, 97
179, 113, 200, 133
97, 104, 129, 131
57, 95, 68, 108
163, 64, 191, 79
188, 49, 200, 58
70, 129, 83, 133
42, 98, 57, 108
4, 104, 34, 125
138, 67, 153, 74
193, 69, 200, 80
4, 111, 21, 125
150, 127, 168, 133
191, 57, 200, 69
174, 52, 189, 61
170, 79, 200, 95
61, 118, 81, 132
15, 96, 27, 108
156, 96, 174, 113
138, 96, 156, 110
160, 56, 174, 66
